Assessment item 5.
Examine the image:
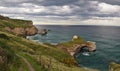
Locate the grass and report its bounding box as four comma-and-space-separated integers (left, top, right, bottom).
57, 37, 86, 48
9, 57, 29, 71
0, 31, 99, 71
20, 53, 47, 71
0, 16, 32, 29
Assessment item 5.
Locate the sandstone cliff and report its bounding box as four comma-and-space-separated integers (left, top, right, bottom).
0, 15, 38, 37
5, 25, 38, 37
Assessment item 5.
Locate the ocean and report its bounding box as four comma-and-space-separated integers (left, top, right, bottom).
28, 25, 120, 71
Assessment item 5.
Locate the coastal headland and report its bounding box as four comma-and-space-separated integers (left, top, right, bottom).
0, 15, 119, 71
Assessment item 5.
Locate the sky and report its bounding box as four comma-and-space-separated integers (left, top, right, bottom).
0, 0, 120, 26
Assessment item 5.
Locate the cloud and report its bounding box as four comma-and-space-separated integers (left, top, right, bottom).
39, 0, 79, 6
0, 0, 120, 26
98, 2, 120, 13
81, 17, 120, 26
94, 0, 120, 5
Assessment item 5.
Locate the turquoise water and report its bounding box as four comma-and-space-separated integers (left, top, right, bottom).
28, 25, 120, 71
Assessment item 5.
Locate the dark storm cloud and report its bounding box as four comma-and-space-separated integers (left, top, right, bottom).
39, 0, 79, 6
93, 0, 120, 5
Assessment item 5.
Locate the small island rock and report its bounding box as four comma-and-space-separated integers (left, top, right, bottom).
39, 29, 47, 35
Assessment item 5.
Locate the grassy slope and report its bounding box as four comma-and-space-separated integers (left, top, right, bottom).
57, 37, 86, 48
0, 15, 99, 71
0, 15, 32, 29
0, 31, 99, 71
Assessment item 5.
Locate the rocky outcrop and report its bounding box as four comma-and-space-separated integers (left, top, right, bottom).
86, 41, 96, 52
57, 35, 96, 56
39, 29, 47, 35
5, 25, 38, 37
25, 26, 38, 36
109, 62, 120, 71
12, 27, 26, 36
1, 15, 38, 37
66, 41, 96, 56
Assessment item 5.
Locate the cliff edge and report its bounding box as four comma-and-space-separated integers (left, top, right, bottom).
0, 15, 38, 37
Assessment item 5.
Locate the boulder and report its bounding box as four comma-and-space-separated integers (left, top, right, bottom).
39, 29, 47, 35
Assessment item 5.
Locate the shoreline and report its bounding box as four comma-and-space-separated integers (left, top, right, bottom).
27, 35, 98, 70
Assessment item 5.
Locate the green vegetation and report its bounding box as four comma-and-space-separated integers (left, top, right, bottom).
0, 31, 97, 71
110, 62, 120, 71
20, 53, 47, 71
0, 15, 32, 29
58, 37, 86, 47
0, 15, 99, 71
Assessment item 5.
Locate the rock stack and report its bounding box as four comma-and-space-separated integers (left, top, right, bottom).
39, 29, 48, 35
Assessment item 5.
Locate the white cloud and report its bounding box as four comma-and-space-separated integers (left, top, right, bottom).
0, 6, 31, 13
12, 16, 25, 19
98, 3, 120, 13
0, 3, 73, 15
82, 17, 120, 26
61, 5, 72, 13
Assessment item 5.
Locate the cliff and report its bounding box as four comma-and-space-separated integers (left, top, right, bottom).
0, 15, 38, 37
5, 25, 38, 37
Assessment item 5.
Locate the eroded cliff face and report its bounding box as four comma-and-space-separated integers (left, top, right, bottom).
0, 15, 38, 37
25, 26, 38, 36
60, 41, 96, 56
5, 24, 38, 37
57, 35, 96, 56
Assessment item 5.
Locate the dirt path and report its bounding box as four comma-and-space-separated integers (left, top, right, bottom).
16, 54, 35, 71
